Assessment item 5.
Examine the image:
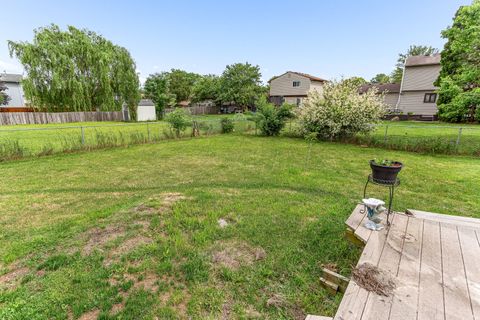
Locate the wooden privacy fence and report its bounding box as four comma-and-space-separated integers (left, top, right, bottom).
0, 111, 124, 125
165, 105, 221, 115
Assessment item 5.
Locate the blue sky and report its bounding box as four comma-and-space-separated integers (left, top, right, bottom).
0, 0, 470, 84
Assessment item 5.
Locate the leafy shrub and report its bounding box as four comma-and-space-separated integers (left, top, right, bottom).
165, 108, 191, 137
253, 97, 294, 136
220, 117, 234, 133
297, 81, 386, 140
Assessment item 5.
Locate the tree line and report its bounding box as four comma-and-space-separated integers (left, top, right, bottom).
143, 63, 268, 119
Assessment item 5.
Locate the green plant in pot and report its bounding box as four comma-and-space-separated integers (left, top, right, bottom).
370, 159, 403, 183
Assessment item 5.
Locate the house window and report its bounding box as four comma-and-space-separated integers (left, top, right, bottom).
293, 81, 301, 87
296, 98, 301, 106
424, 93, 437, 103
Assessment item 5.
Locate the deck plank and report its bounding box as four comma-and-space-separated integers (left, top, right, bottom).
388, 217, 423, 320
354, 213, 373, 244
458, 228, 480, 319
334, 223, 389, 320
417, 220, 444, 320
346, 204, 366, 231
360, 214, 408, 320
408, 209, 480, 230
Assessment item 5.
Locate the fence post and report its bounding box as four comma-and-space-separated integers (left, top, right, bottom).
455, 127, 463, 152
81, 126, 85, 145
384, 125, 389, 144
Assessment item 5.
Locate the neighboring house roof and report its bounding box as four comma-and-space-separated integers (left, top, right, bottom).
269, 71, 327, 83
359, 83, 401, 94
0, 73, 22, 83
177, 100, 190, 107
138, 99, 155, 106
405, 54, 441, 67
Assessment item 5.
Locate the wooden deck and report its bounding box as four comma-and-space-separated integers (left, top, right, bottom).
332, 204, 480, 320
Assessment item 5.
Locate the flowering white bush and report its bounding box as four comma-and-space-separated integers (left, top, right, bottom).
297, 81, 386, 140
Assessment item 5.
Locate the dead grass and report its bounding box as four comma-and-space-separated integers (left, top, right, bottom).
78, 309, 100, 320
0, 266, 29, 289
82, 225, 125, 256
211, 241, 266, 270
352, 263, 396, 297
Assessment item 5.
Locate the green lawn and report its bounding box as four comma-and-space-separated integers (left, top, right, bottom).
0, 134, 479, 319
0, 116, 254, 159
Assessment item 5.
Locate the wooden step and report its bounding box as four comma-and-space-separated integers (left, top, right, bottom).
305, 315, 333, 320
319, 277, 338, 295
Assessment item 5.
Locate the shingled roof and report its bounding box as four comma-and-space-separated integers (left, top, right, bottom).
268, 71, 327, 83
405, 54, 441, 67
359, 83, 401, 94
0, 73, 22, 83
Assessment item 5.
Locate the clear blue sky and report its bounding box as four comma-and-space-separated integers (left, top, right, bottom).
0, 0, 471, 84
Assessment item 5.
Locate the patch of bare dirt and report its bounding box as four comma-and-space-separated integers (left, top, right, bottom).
244, 306, 262, 318
78, 309, 100, 320
82, 225, 125, 256
352, 263, 396, 297
110, 235, 153, 256
109, 303, 124, 316
133, 204, 156, 214
212, 241, 266, 270
0, 267, 29, 289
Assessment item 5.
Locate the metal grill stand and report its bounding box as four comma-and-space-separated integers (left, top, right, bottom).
362, 174, 400, 226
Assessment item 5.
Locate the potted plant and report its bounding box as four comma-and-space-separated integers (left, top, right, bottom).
370, 159, 403, 183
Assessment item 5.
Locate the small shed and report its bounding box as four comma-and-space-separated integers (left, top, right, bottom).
137, 99, 156, 121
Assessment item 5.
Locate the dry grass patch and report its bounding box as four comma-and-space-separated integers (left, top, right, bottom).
211, 241, 266, 270
0, 266, 29, 290
82, 225, 125, 256
78, 309, 100, 320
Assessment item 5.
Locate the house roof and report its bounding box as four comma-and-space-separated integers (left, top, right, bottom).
268, 71, 327, 83
405, 54, 441, 67
138, 99, 155, 106
0, 73, 22, 83
359, 83, 401, 94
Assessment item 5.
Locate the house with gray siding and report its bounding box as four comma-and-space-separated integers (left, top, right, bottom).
396, 54, 441, 116
359, 83, 400, 110
269, 71, 327, 106
0, 73, 25, 108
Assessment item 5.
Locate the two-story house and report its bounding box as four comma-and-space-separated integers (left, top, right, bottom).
269, 71, 327, 106
0, 73, 25, 108
396, 54, 441, 116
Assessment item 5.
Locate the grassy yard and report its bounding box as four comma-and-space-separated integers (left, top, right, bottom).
0, 116, 254, 159
0, 134, 479, 319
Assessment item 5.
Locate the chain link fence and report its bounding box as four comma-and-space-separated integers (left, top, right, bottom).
281, 120, 480, 155
0, 117, 255, 161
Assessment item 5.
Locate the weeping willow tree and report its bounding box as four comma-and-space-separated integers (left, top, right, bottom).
8, 24, 140, 115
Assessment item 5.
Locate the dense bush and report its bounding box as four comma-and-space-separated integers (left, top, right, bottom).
297, 81, 386, 140
220, 117, 234, 133
165, 108, 191, 137
253, 97, 294, 136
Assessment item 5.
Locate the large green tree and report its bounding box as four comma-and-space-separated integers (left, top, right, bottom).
218, 62, 263, 109
370, 73, 391, 84
437, 0, 480, 122
167, 69, 201, 103
191, 74, 221, 103
343, 76, 368, 88
8, 24, 140, 115
390, 45, 439, 83
143, 72, 175, 119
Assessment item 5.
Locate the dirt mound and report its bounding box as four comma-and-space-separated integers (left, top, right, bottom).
212, 241, 266, 270
352, 263, 396, 296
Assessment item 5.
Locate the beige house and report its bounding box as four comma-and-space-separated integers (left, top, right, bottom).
396, 54, 441, 116
269, 71, 327, 106
359, 83, 400, 110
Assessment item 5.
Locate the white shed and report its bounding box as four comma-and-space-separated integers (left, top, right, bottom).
137, 99, 157, 121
